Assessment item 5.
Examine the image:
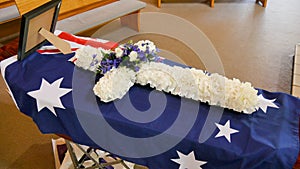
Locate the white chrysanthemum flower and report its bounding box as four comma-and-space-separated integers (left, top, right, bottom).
135, 40, 157, 53
115, 47, 123, 58
100, 48, 111, 55
134, 40, 146, 52
129, 51, 138, 62
74, 46, 104, 72
144, 40, 152, 44
135, 62, 258, 114
134, 40, 144, 46
223, 78, 259, 113
145, 40, 157, 53
93, 67, 136, 102
137, 62, 176, 92
208, 73, 226, 106
190, 68, 210, 102
167, 66, 195, 99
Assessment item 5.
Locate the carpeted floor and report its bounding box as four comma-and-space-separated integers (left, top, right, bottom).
0, 0, 300, 168
0, 38, 18, 61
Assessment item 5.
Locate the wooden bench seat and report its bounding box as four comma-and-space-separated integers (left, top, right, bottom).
58, 0, 117, 21
56, 0, 146, 35
0, 0, 146, 41
0, 0, 14, 8
0, 1, 20, 41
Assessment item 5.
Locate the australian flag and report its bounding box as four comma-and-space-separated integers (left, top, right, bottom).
1, 31, 299, 169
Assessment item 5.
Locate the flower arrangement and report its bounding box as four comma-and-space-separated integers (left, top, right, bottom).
74, 40, 160, 102
74, 40, 160, 74
93, 67, 136, 102
136, 62, 258, 114
73, 40, 259, 114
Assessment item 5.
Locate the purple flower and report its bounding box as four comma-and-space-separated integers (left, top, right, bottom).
97, 40, 160, 74
134, 66, 140, 72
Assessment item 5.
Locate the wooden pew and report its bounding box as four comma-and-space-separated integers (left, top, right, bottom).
0, 0, 146, 41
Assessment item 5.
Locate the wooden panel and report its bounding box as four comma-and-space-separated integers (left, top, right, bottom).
292, 44, 300, 97
292, 86, 300, 98
295, 44, 300, 64
120, 10, 140, 32
15, 0, 117, 18
1, 0, 119, 39
0, 0, 15, 8
0, 0, 11, 3
0, 17, 21, 38
294, 63, 300, 75
293, 74, 300, 86
14, 0, 50, 15
58, 0, 118, 20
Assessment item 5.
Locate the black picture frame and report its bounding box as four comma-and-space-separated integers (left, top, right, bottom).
17, 0, 62, 60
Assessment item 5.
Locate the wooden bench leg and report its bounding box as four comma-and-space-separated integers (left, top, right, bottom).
210, 0, 214, 8
158, 0, 161, 8
256, 0, 267, 7
262, 0, 267, 7
120, 10, 141, 32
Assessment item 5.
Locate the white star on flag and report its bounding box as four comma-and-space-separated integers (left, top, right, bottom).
215, 120, 239, 143
256, 94, 279, 113
171, 150, 207, 169
27, 78, 72, 116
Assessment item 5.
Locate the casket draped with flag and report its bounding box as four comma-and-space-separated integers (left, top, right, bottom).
1, 31, 299, 169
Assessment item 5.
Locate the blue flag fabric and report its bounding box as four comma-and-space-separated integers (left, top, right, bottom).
1, 50, 300, 169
